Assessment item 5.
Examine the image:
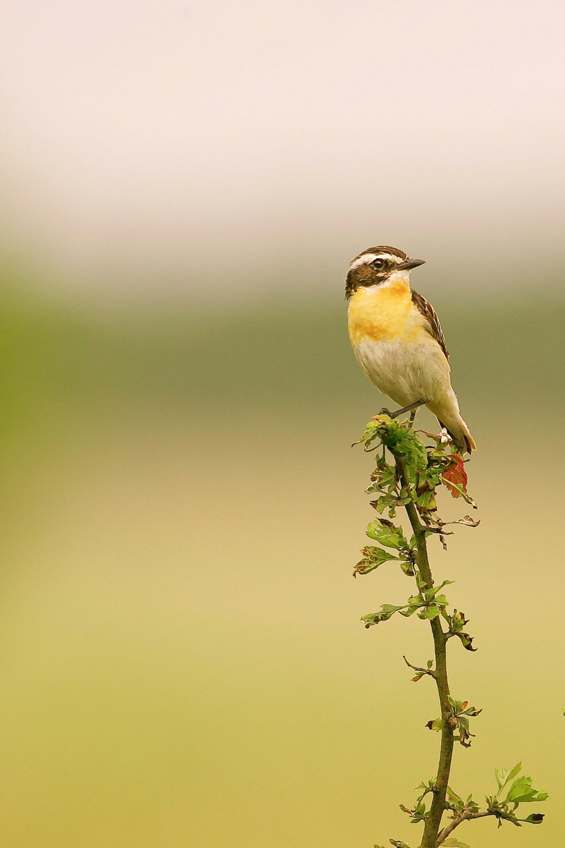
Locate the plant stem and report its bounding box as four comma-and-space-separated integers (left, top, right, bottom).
395, 456, 454, 848
435, 810, 491, 846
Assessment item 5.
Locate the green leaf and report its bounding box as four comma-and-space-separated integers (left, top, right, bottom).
456, 631, 477, 651
505, 776, 533, 803
432, 579, 455, 594
366, 519, 408, 549
399, 559, 416, 576
399, 604, 420, 617
446, 786, 464, 810
433, 593, 449, 606
418, 605, 440, 620
353, 546, 398, 576
465, 794, 479, 813
523, 813, 544, 823
450, 610, 467, 631
415, 489, 437, 510
504, 774, 547, 804
442, 839, 470, 847
361, 603, 406, 627
369, 492, 399, 515
504, 762, 523, 785
461, 705, 482, 717
366, 464, 397, 494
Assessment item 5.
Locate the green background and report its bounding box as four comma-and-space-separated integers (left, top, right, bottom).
0, 279, 563, 847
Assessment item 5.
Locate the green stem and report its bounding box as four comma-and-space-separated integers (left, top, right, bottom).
435, 809, 491, 847
394, 456, 454, 848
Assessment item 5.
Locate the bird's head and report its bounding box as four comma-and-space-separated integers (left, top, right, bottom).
345, 246, 425, 299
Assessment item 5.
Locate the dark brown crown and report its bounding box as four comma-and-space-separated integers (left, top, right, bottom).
350, 245, 407, 265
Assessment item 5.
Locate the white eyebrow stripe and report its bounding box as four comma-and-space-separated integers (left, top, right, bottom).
349, 253, 377, 270
349, 252, 400, 271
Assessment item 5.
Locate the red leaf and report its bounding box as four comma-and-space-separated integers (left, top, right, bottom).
442, 455, 468, 499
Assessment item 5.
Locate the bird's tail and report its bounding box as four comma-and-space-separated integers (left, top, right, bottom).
427, 393, 476, 455
437, 417, 476, 455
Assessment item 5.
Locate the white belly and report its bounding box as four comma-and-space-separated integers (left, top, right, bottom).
353, 337, 452, 407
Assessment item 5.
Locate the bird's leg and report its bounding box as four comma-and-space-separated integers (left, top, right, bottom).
376, 398, 430, 421
406, 399, 431, 429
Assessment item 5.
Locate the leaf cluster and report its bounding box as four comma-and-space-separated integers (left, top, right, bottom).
426, 697, 482, 748
445, 609, 476, 652
361, 575, 453, 629
353, 517, 415, 577
485, 762, 548, 827
356, 415, 477, 524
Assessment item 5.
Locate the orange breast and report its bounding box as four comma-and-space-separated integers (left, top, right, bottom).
348, 280, 420, 345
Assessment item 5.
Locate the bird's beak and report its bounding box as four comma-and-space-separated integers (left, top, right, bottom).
398, 258, 426, 270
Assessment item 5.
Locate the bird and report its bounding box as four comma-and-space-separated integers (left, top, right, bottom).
346, 245, 475, 454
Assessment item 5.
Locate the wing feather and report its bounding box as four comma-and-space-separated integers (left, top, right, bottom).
411, 289, 449, 360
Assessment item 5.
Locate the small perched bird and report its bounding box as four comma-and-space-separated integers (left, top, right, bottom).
346, 245, 475, 454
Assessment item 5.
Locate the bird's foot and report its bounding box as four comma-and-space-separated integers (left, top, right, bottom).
373, 399, 430, 422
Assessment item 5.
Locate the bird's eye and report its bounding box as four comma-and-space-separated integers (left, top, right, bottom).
371, 258, 385, 270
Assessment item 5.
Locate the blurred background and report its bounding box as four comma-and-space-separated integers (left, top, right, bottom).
0, 1, 564, 846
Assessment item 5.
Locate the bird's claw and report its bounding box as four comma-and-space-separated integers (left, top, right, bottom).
372, 399, 430, 422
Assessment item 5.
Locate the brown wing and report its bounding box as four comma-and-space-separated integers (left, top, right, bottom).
411, 289, 449, 360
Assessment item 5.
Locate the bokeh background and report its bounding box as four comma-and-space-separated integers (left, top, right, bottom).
0, 2, 564, 846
